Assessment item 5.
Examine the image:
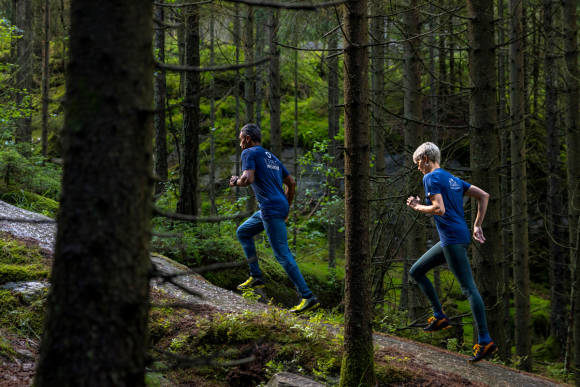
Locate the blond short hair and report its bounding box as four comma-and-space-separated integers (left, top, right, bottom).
413, 142, 441, 164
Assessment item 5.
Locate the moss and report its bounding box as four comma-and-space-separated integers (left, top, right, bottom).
0, 238, 46, 265
0, 189, 59, 218
0, 263, 48, 283
0, 334, 16, 360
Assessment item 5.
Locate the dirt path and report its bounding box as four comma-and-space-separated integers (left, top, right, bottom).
0, 200, 566, 386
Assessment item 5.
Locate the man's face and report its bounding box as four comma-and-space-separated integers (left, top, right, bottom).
239, 132, 251, 150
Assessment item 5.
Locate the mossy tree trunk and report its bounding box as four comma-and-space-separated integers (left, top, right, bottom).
466, 0, 507, 361
177, 6, 201, 216
339, 0, 375, 384
34, 0, 153, 385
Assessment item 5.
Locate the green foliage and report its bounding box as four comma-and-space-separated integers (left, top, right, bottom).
0, 333, 16, 360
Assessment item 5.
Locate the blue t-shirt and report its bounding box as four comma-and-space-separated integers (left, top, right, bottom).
241, 146, 290, 219
423, 168, 471, 246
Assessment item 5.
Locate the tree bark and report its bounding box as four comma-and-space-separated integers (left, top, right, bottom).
403, 0, 425, 321
177, 6, 201, 216
497, 0, 512, 360
544, 0, 567, 357
34, 1, 153, 385
244, 6, 255, 124
14, 0, 32, 146
327, 31, 339, 269
41, 0, 50, 158
268, 9, 281, 156
339, 0, 375, 384
209, 6, 217, 215
254, 9, 265, 128
466, 0, 507, 361
510, 0, 531, 370
154, 1, 168, 195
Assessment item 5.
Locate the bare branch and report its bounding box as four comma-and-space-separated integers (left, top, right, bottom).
220, 0, 347, 10
155, 56, 271, 73
153, 207, 251, 223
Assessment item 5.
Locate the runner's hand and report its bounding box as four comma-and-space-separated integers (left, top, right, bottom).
229, 176, 239, 187
473, 225, 486, 243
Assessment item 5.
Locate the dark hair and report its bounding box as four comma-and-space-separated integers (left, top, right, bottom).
240, 123, 261, 143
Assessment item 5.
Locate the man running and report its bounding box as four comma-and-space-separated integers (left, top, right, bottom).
230, 123, 319, 314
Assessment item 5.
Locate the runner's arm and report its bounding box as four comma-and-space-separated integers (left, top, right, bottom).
465, 185, 489, 243
229, 169, 255, 187
407, 194, 445, 216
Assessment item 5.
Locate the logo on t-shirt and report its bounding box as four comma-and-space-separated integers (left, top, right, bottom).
449, 178, 461, 191
266, 152, 272, 159
265, 152, 280, 171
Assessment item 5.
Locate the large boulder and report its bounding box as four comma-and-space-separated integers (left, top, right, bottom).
267, 372, 324, 387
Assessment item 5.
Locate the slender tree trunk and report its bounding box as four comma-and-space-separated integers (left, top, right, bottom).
177, 6, 201, 216
497, 0, 512, 360
466, 0, 507, 360
234, 4, 241, 197
14, 0, 32, 146
544, 0, 567, 357
254, 9, 265, 128
562, 0, 580, 382
403, 0, 424, 321
209, 7, 217, 215
34, 1, 153, 384
268, 9, 281, 156
244, 6, 256, 212
244, 6, 255, 124
327, 31, 339, 269
370, 1, 386, 311
510, 0, 531, 370
154, 2, 168, 195
293, 35, 299, 250
339, 0, 375, 384
41, 0, 50, 158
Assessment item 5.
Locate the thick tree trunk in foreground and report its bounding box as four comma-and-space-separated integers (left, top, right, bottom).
510, 0, 531, 370
339, 0, 375, 384
177, 6, 201, 216
561, 0, 580, 382
34, 1, 153, 385
466, 0, 507, 361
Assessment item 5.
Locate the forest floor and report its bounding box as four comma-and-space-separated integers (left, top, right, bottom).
0, 199, 568, 386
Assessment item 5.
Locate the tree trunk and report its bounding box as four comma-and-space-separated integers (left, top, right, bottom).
268, 9, 281, 156
562, 0, 580, 382
14, 0, 32, 146
544, 0, 567, 357
254, 9, 265, 129
403, 0, 425, 322
34, 1, 153, 385
510, 0, 531, 370
154, 1, 168, 195
234, 4, 242, 196
339, 0, 375, 384
244, 6, 255, 124
177, 6, 201, 216
327, 31, 339, 269
209, 7, 217, 215
41, 0, 50, 158
466, 0, 507, 360
497, 0, 512, 360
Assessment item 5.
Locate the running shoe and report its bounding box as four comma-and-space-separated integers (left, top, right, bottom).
236, 276, 265, 290
289, 296, 320, 314
423, 316, 450, 332
469, 341, 498, 362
